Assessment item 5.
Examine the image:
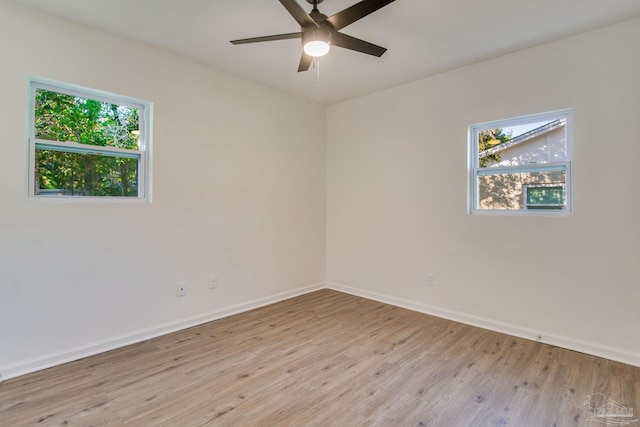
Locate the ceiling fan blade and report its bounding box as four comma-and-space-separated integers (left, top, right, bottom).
279, 0, 318, 28
230, 32, 301, 45
326, 0, 396, 31
331, 32, 387, 57
298, 52, 313, 72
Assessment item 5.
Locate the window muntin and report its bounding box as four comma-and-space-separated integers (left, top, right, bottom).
468, 109, 572, 215
29, 78, 151, 199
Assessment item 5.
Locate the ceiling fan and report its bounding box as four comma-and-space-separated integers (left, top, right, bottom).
230, 0, 396, 72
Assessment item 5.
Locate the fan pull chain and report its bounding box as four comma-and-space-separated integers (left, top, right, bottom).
310, 57, 321, 81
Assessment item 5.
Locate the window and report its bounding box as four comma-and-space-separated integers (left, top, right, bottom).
524, 185, 565, 210
29, 78, 152, 200
468, 109, 572, 214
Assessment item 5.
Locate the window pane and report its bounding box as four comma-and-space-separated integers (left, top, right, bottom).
478, 119, 566, 168
478, 169, 566, 210
526, 186, 563, 205
35, 148, 139, 197
34, 89, 140, 150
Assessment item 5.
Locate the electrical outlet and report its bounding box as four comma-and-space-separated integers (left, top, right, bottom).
209, 274, 218, 289
427, 273, 435, 286
177, 282, 187, 297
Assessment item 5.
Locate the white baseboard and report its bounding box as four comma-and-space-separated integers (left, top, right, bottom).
326, 282, 640, 368
0, 283, 325, 382
4, 281, 637, 382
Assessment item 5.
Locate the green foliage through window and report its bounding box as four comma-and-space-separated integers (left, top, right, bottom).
33, 86, 144, 197
35, 149, 139, 197
478, 128, 509, 168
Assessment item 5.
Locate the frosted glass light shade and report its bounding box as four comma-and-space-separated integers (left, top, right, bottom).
302, 29, 331, 57
304, 40, 330, 57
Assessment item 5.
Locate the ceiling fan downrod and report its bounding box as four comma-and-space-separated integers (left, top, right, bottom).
307, 0, 322, 15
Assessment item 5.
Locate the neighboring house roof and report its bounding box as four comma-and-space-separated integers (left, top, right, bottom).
479, 118, 566, 159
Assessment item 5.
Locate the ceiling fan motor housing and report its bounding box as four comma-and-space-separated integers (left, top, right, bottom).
302, 28, 332, 47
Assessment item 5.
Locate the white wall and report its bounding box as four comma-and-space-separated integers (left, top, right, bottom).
2, 1, 638, 381
0, 0, 326, 379
327, 18, 640, 365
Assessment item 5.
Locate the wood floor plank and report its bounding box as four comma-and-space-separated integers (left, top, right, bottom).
1, 289, 638, 426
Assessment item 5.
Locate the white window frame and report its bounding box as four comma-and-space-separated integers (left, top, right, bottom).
467, 109, 573, 216
28, 77, 153, 201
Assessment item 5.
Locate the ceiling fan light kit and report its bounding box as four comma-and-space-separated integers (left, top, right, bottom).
230, 0, 396, 72
302, 29, 331, 57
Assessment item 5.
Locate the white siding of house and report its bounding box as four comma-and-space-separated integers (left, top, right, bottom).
488, 127, 566, 167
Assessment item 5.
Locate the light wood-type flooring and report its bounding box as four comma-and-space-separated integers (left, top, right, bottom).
1, 289, 639, 426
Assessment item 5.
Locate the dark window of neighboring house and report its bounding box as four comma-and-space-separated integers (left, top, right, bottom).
525, 185, 565, 210
468, 109, 573, 215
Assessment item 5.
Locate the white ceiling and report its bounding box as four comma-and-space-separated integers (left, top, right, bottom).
14, 0, 640, 105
